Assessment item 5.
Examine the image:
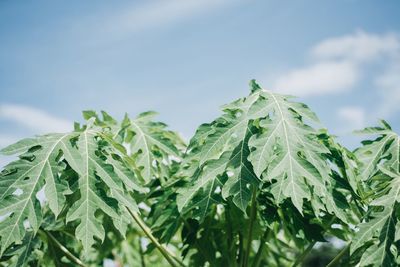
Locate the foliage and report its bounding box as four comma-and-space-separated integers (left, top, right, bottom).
0, 81, 398, 266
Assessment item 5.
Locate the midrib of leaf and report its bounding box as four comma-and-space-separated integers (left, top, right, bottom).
376, 194, 397, 264
147, 133, 178, 156
359, 211, 395, 266
384, 173, 400, 207
199, 118, 247, 166
252, 120, 282, 176
360, 135, 391, 179
390, 136, 399, 172
184, 129, 257, 215
90, 157, 138, 213
201, 175, 219, 220
130, 120, 152, 179
45, 160, 58, 213
1, 134, 69, 252
250, 100, 273, 119
232, 126, 258, 210
292, 126, 318, 166
62, 130, 103, 250
179, 93, 280, 214
237, 133, 248, 209
83, 130, 90, 250
19, 232, 34, 265
178, 159, 226, 211
351, 211, 391, 253
269, 92, 298, 208
378, 212, 395, 264
198, 94, 265, 166
59, 138, 81, 173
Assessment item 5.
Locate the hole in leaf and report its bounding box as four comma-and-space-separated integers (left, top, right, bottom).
36, 187, 47, 206
12, 188, 23, 196
23, 219, 31, 230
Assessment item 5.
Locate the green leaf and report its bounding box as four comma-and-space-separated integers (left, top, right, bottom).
177, 152, 229, 221
64, 126, 144, 254
178, 82, 343, 221
248, 90, 334, 215
177, 91, 265, 219
354, 209, 396, 267
0, 133, 75, 254
1, 231, 40, 267
352, 125, 400, 266
354, 121, 399, 181
222, 127, 259, 211
125, 112, 183, 183
0, 120, 143, 255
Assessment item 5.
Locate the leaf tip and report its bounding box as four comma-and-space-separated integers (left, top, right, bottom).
249, 79, 262, 93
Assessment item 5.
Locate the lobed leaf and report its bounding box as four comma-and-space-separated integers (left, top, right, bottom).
0, 115, 145, 255
351, 125, 400, 266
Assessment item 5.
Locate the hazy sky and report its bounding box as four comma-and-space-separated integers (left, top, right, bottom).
1, 0, 400, 167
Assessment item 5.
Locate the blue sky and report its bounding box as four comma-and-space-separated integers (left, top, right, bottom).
1, 0, 399, 167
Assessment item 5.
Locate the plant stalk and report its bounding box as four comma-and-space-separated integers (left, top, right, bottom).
251, 228, 269, 267
39, 229, 87, 267
326, 244, 350, 267
127, 208, 184, 267
291, 216, 338, 267
238, 233, 244, 267
291, 241, 316, 267
225, 203, 238, 267
243, 188, 257, 267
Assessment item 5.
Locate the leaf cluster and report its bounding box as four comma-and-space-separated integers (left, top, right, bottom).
0, 81, 399, 267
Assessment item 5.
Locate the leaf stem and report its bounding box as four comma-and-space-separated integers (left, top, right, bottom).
243, 188, 257, 267
238, 233, 244, 266
326, 244, 350, 267
39, 229, 87, 267
225, 203, 238, 267
127, 208, 185, 267
291, 216, 338, 267
291, 241, 316, 267
251, 228, 269, 267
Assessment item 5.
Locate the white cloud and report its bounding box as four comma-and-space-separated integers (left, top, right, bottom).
337, 106, 366, 131
271, 31, 400, 133
272, 31, 400, 102
312, 31, 400, 62
273, 61, 358, 97
0, 104, 72, 133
